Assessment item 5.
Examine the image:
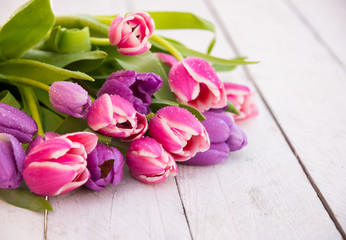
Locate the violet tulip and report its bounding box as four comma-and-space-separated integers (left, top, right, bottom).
224, 82, 258, 120
0, 133, 25, 189
109, 12, 155, 55
126, 137, 177, 183
0, 103, 37, 143
49, 81, 91, 118
97, 70, 162, 115
87, 94, 147, 141
169, 57, 227, 112
183, 111, 247, 166
23, 132, 98, 196
85, 143, 124, 191
149, 106, 210, 162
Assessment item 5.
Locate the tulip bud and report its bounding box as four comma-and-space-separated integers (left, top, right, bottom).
0, 103, 38, 143
182, 111, 247, 166
126, 137, 177, 183
87, 94, 147, 141
169, 57, 227, 112
23, 132, 98, 196
85, 143, 124, 191
0, 133, 25, 189
49, 81, 91, 118
109, 12, 155, 55
149, 106, 210, 161
98, 70, 162, 115
224, 82, 258, 120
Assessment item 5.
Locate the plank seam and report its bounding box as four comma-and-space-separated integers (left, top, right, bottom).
175, 177, 194, 240
283, 0, 346, 73
204, 0, 346, 238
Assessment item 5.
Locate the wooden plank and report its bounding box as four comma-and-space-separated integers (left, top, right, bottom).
45, 1, 191, 240
209, 0, 346, 235
129, 0, 343, 239
288, 0, 346, 68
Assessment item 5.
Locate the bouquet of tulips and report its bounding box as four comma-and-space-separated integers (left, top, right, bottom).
0, 0, 258, 211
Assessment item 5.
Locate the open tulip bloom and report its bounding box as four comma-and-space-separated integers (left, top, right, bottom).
0, 0, 257, 211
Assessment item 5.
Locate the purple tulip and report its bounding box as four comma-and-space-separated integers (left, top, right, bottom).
126, 137, 177, 183
182, 111, 247, 166
49, 81, 91, 118
0, 133, 25, 189
0, 103, 38, 143
98, 70, 162, 115
85, 143, 124, 191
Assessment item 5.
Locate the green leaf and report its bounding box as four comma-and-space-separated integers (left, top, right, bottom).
84, 128, 112, 145
226, 100, 240, 115
150, 99, 206, 121
109, 49, 176, 101
0, 59, 94, 85
0, 90, 21, 109
0, 0, 55, 59
150, 37, 258, 72
55, 116, 89, 134
23, 49, 107, 68
0, 188, 53, 211
41, 107, 64, 132
55, 15, 109, 37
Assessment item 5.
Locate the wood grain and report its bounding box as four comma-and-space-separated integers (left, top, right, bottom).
209, 0, 346, 234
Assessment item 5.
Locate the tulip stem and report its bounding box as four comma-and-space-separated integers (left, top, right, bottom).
151, 34, 184, 61
90, 37, 111, 46
20, 87, 44, 136
4, 75, 50, 92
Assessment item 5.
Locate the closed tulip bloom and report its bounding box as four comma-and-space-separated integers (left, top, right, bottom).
98, 70, 162, 115
169, 57, 227, 112
0, 133, 25, 189
85, 143, 124, 191
87, 94, 147, 141
109, 12, 155, 55
126, 137, 177, 183
0, 103, 37, 143
182, 111, 247, 166
49, 81, 91, 118
224, 82, 258, 120
149, 106, 210, 162
23, 132, 98, 196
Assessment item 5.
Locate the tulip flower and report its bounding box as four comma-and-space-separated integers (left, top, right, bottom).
182, 111, 247, 166
49, 81, 91, 118
23, 132, 98, 196
169, 57, 227, 112
149, 106, 210, 162
85, 143, 124, 191
109, 12, 155, 55
126, 137, 177, 183
0, 103, 37, 143
87, 94, 147, 141
97, 70, 162, 115
0, 133, 25, 189
155, 53, 178, 67
224, 82, 258, 120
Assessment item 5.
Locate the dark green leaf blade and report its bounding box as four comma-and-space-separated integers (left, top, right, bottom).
0, 188, 53, 211
0, 0, 55, 59
0, 90, 21, 109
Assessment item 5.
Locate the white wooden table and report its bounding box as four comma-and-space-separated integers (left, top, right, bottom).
0, 0, 345, 239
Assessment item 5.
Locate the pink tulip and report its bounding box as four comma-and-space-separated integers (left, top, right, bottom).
126, 137, 177, 183
169, 57, 227, 112
23, 132, 98, 196
224, 82, 258, 120
109, 12, 155, 55
149, 106, 210, 162
87, 94, 147, 141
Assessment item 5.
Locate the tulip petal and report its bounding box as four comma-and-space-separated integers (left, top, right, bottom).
87, 94, 113, 130
63, 132, 98, 154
